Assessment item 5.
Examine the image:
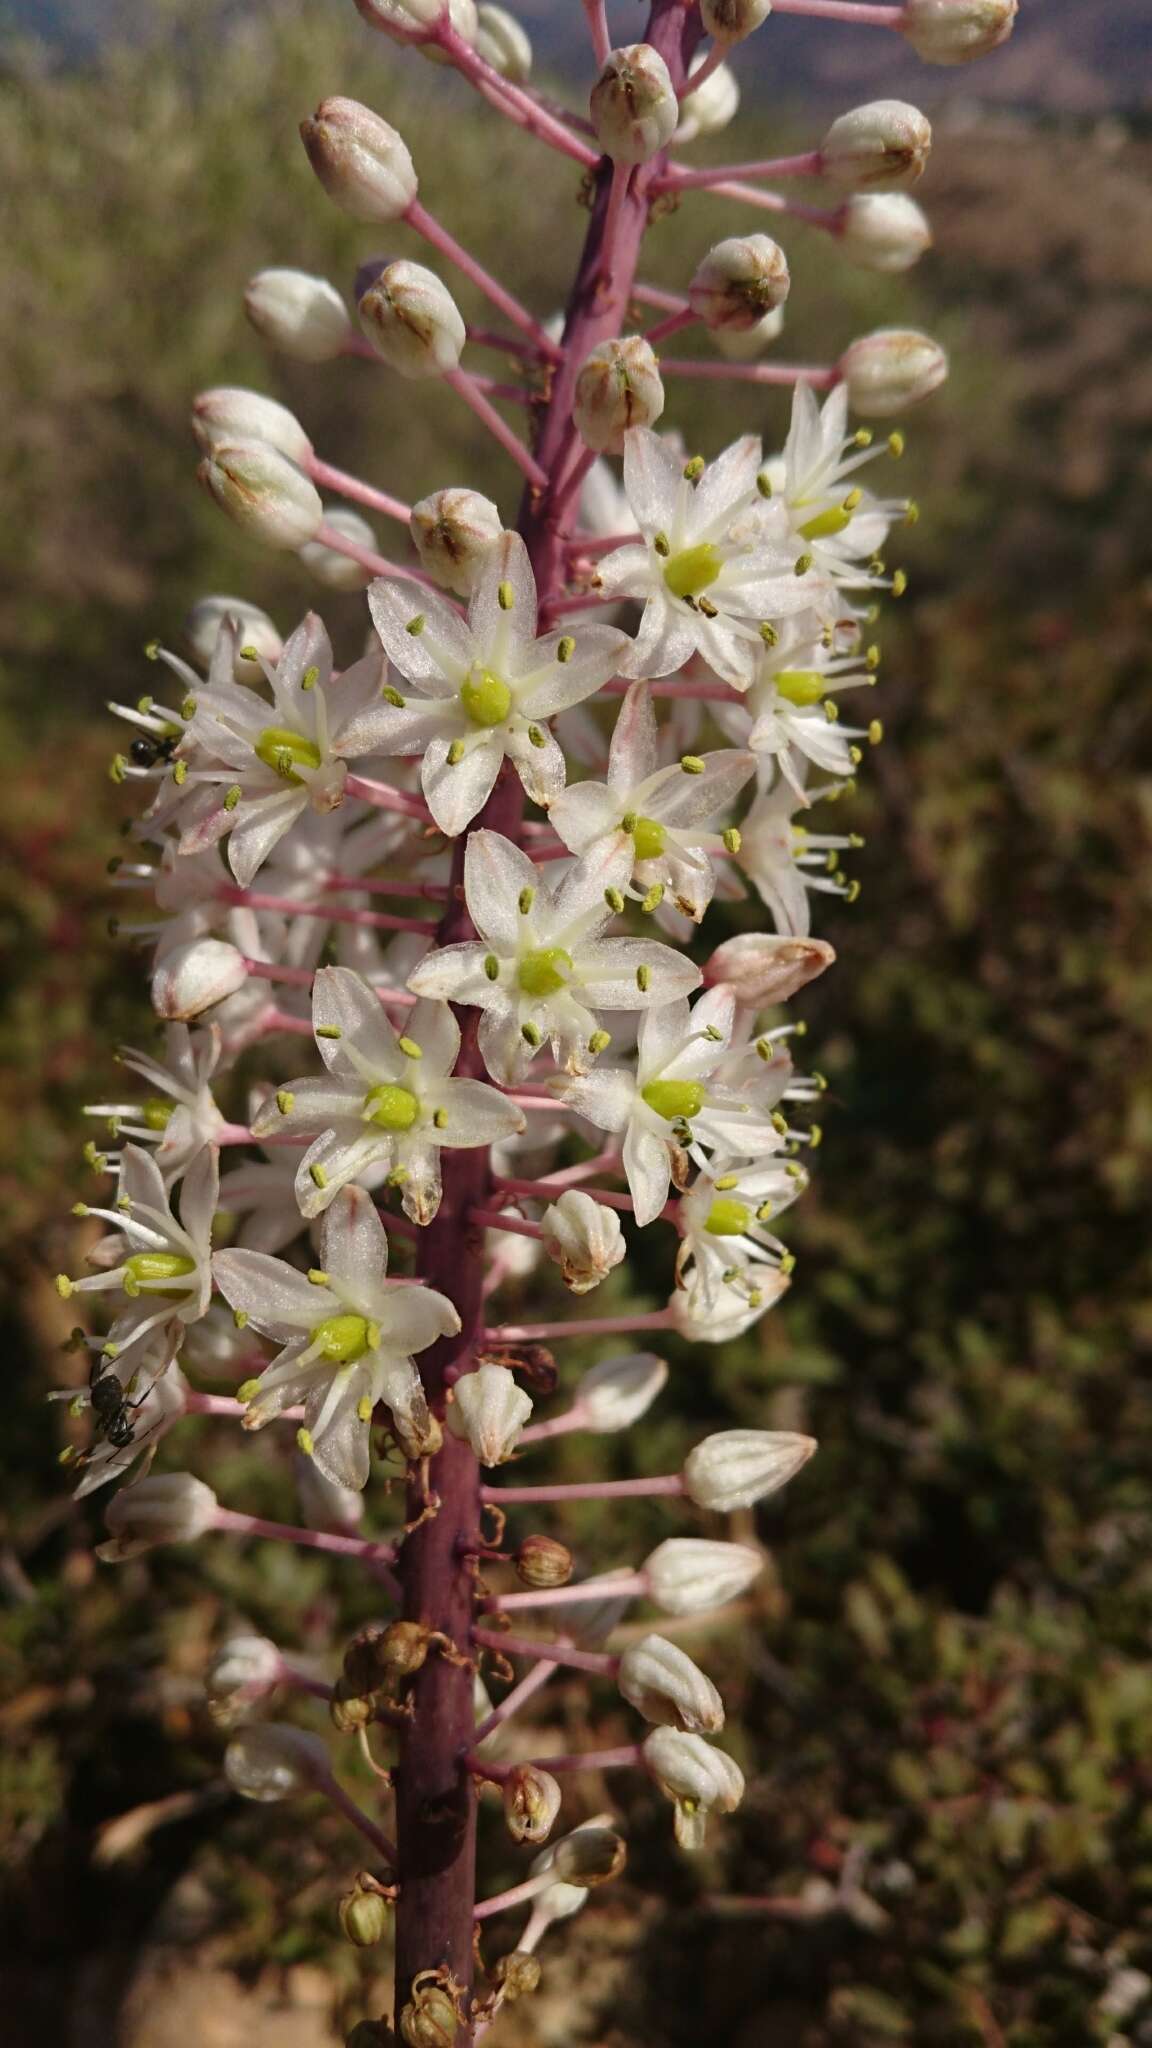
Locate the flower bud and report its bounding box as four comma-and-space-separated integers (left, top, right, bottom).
98, 1472, 218, 1561
699, 0, 772, 48
225, 1724, 330, 1802
447, 1362, 532, 1464
540, 1190, 626, 1295
296, 1453, 365, 1534
618, 1634, 725, 1733
358, 260, 466, 379
819, 99, 932, 192
199, 442, 324, 550
192, 387, 312, 464
152, 938, 250, 1021
418, 0, 477, 64
688, 234, 790, 333
573, 1351, 667, 1433
590, 45, 678, 166
712, 306, 784, 362
339, 1876, 393, 1947
643, 1536, 764, 1615
550, 1824, 627, 1886
206, 1632, 284, 1723
504, 1764, 562, 1844
409, 486, 504, 596
350, 0, 446, 41
573, 336, 664, 455
516, 1534, 573, 1589
642, 1728, 745, 1849
182, 595, 282, 683
704, 931, 835, 1005
300, 97, 418, 222
676, 53, 739, 142
899, 0, 1017, 65
839, 327, 948, 417
837, 193, 932, 273
683, 1428, 816, 1511
244, 268, 354, 362
475, 3, 532, 80
399, 1985, 458, 2048
299, 507, 377, 590
491, 1952, 542, 2001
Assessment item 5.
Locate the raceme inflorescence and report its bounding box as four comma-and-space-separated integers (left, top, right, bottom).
59, 0, 1019, 2039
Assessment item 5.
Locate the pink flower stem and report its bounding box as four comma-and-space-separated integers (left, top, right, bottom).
472, 1627, 620, 1677
769, 0, 900, 21
517, 1409, 588, 1444
661, 357, 839, 389
444, 368, 549, 490
644, 305, 698, 346
544, 590, 618, 618
693, 178, 831, 224
472, 1870, 558, 1921
406, 198, 564, 362
598, 164, 634, 289
435, 23, 601, 172
632, 281, 687, 312
343, 774, 436, 821
322, 874, 449, 901
582, 0, 611, 67
184, 1392, 302, 1419
313, 521, 448, 593
522, 1743, 643, 1775
481, 1475, 684, 1505
659, 149, 823, 191
566, 530, 643, 554
212, 1505, 398, 1568
472, 1654, 560, 1743
306, 457, 411, 525
277, 1661, 334, 1703
467, 325, 548, 363
243, 956, 418, 1012
469, 1209, 544, 1241
259, 1007, 316, 1038
494, 1150, 620, 1192
676, 37, 726, 100
318, 1773, 398, 1868
486, 1575, 649, 1615
221, 886, 437, 936
492, 1174, 633, 1213
483, 1310, 674, 1343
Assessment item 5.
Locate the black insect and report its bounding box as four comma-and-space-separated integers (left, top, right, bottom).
129, 732, 180, 769
88, 1361, 147, 1448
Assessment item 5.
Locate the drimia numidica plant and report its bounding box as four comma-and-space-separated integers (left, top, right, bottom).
58, 0, 1018, 2038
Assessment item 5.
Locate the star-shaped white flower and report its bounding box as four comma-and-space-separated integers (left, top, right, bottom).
366, 532, 630, 836
676, 1159, 807, 1318
85, 1024, 228, 1182
711, 616, 876, 801
762, 381, 908, 599
736, 777, 861, 936
57, 1144, 217, 1381
595, 429, 813, 687
212, 1186, 460, 1490
407, 830, 701, 1085
549, 681, 754, 922
252, 966, 525, 1224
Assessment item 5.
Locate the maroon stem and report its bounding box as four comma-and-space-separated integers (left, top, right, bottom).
391, 4, 701, 2035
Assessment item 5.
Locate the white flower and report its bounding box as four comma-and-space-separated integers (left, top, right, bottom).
173, 613, 398, 887
676, 1160, 806, 1317
99, 1471, 219, 1562
224, 1723, 331, 1801
549, 681, 755, 922
212, 1185, 460, 1488
447, 1361, 532, 1464
407, 828, 700, 1084
682, 1429, 816, 1511
710, 619, 874, 800
85, 1024, 227, 1181
57, 1144, 217, 1379
762, 382, 908, 597
642, 1728, 745, 1850
71, 1362, 191, 1499
539, 1190, 625, 1293
252, 966, 524, 1224
737, 777, 860, 936
568, 1352, 668, 1432
366, 533, 628, 836
644, 1536, 764, 1615
668, 1266, 787, 1343
618, 1635, 725, 1733
596, 428, 811, 687
206, 1633, 286, 1724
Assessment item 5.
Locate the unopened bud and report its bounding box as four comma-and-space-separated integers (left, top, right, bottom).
712, 305, 785, 362
301, 97, 418, 221
491, 1952, 542, 2001
475, 3, 532, 81
528, 1816, 613, 1922
399, 1985, 458, 2048
642, 1728, 745, 1850
676, 52, 739, 141
245, 268, 354, 361
447, 1362, 532, 1465
504, 1764, 562, 1844
339, 1877, 393, 1947
899, 0, 1017, 65
192, 387, 312, 464
409, 486, 504, 596
683, 1428, 816, 1511
299, 507, 377, 589
540, 1189, 626, 1294
819, 99, 932, 191
550, 1824, 626, 1886
358, 261, 466, 379
98, 1472, 217, 1561
837, 193, 931, 273
590, 44, 678, 166
350, 0, 447, 41
699, 0, 772, 47
224, 1722, 330, 1801
573, 336, 664, 456
199, 442, 324, 549
206, 1632, 284, 1723
418, 0, 477, 64
573, 1351, 667, 1433
182, 595, 282, 683
516, 1534, 573, 1589
688, 233, 790, 333
618, 1633, 725, 1733
703, 931, 835, 1005
152, 937, 250, 1021
643, 1536, 764, 1615
839, 328, 948, 418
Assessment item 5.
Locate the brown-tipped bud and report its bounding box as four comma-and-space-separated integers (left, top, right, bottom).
192, 386, 312, 464
301, 97, 418, 221
339, 1877, 393, 1947
398, 1985, 458, 2048
378, 1620, 432, 1677
515, 1534, 574, 1589
819, 100, 932, 192
573, 336, 664, 455
703, 932, 836, 1005
244, 268, 354, 361
409, 486, 504, 597
837, 193, 932, 274
899, 0, 1017, 65
198, 442, 324, 550
503, 1764, 563, 1844
589, 44, 678, 166
358, 260, 466, 379
550, 1824, 627, 1887
476, 4, 533, 81
688, 234, 790, 333
839, 327, 948, 418
699, 0, 772, 48
491, 1952, 543, 2002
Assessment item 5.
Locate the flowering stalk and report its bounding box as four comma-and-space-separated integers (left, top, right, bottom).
63, 0, 1020, 2040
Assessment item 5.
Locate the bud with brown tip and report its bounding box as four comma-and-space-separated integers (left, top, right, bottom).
516, 1534, 574, 1589
409, 486, 504, 596
503, 1764, 562, 1844
573, 336, 664, 455
839, 327, 948, 417
700, 0, 772, 47
590, 44, 678, 166
358, 260, 466, 379
819, 99, 932, 192
198, 442, 324, 550
688, 234, 790, 333
192, 387, 312, 464
836, 194, 932, 274
899, 0, 1017, 65
301, 97, 418, 221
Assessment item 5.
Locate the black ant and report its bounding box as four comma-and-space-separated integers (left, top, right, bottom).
129, 733, 180, 769
88, 1358, 151, 1449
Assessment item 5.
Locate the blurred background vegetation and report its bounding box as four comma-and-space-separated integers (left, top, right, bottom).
2, 3, 1152, 2043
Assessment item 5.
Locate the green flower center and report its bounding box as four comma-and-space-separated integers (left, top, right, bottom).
255, 726, 324, 783
797, 506, 851, 541
122, 1250, 196, 1297
773, 669, 826, 707
310, 1313, 372, 1364
663, 543, 722, 601
141, 1098, 173, 1130
631, 815, 666, 862
363, 1083, 420, 1132
460, 668, 513, 728
517, 946, 573, 998
642, 1079, 705, 1123
704, 1198, 751, 1237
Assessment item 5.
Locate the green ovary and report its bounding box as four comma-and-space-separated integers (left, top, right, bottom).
663, 543, 722, 601
141, 1098, 173, 1130
310, 1313, 371, 1364
363, 1083, 420, 1131
798, 506, 851, 541
123, 1251, 196, 1288
642, 1079, 705, 1123
460, 668, 513, 727
631, 815, 666, 862
517, 947, 573, 998
705, 1198, 751, 1237
255, 726, 323, 782
773, 669, 826, 707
